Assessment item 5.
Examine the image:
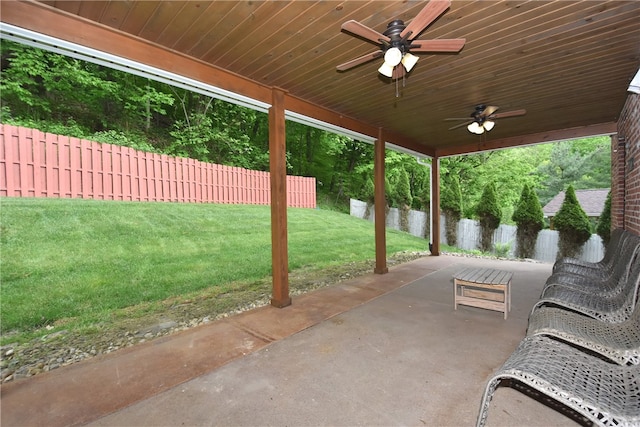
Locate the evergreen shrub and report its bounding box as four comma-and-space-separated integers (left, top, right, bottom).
554, 184, 592, 259
476, 181, 502, 252
441, 174, 462, 246
596, 190, 612, 246
395, 168, 413, 232
512, 184, 544, 258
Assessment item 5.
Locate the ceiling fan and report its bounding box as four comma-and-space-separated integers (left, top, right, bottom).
336, 0, 465, 80
446, 105, 527, 134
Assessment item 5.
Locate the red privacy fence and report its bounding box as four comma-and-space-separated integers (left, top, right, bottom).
0, 125, 316, 208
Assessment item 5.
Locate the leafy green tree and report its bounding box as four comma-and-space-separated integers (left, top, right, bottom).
535, 139, 611, 204
596, 190, 612, 246
0, 40, 613, 217
512, 184, 544, 258
554, 184, 592, 259
440, 148, 543, 222
412, 171, 430, 211
476, 181, 502, 252
1, 40, 119, 132
441, 174, 462, 246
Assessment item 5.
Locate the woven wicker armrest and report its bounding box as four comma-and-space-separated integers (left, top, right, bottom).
476, 336, 640, 427
527, 305, 640, 365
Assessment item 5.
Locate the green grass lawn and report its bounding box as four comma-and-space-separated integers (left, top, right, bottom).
1, 198, 428, 340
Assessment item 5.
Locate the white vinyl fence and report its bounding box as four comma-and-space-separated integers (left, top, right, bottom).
350, 198, 604, 264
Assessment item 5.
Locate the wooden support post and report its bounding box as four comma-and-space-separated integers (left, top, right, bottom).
431, 156, 441, 256
374, 128, 388, 274
269, 88, 291, 308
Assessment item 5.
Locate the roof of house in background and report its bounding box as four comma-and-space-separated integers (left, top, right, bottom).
542, 188, 610, 217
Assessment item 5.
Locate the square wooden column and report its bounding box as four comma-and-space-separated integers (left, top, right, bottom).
374, 128, 388, 274
269, 88, 291, 308
430, 156, 441, 256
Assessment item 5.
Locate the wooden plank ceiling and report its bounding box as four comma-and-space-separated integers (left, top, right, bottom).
9, 1, 640, 156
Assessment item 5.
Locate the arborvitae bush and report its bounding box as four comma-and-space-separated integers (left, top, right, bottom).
361, 176, 375, 219
441, 174, 462, 246
414, 176, 430, 212
476, 181, 502, 252
395, 168, 413, 208
554, 184, 592, 259
512, 184, 544, 258
395, 168, 413, 232
384, 176, 392, 216
596, 190, 612, 246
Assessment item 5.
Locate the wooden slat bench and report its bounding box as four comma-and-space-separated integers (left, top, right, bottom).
453, 267, 513, 319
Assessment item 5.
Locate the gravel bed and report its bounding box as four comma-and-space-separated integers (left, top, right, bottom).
1, 251, 431, 383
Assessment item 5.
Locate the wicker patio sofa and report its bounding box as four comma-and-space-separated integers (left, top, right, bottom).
478, 231, 640, 426
552, 228, 629, 278
542, 233, 640, 297
527, 303, 640, 365
476, 335, 640, 427
531, 250, 640, 323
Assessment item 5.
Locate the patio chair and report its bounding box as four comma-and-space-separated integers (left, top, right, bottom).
552, 228, 628, 277
476, 335, 640, 427
552, 228, 629, 274
531, 255, 640, 323
527, 304, 640, 365
541, 236, 640, 298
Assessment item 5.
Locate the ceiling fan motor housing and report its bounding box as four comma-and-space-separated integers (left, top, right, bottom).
382, 20, 412, 53
472, 105, 487, 123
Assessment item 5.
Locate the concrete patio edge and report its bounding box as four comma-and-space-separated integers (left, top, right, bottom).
0, 256, 450, 427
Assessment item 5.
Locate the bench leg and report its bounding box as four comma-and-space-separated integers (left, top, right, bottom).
454, 279, 458, 310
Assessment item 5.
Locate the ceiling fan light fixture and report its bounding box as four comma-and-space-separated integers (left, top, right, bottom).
401, 52, 419, 72
378, 62, 395, 78
467, 122, 483, 134
483, 120, 495, 131
383, 47, 403, 67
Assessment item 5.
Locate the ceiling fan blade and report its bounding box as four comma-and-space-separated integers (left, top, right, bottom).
336, 51, 383, 71
448, 120, 472, 131
400, 0, 451, 40
481, 105, 499, 117
341, 20, 390, 44
410, 38, 465, 53
491, 109, 527, 119
444, 117, 473, 121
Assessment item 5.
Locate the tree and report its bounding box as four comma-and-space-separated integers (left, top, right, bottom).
512, 184, 544, 258
596, 190, 612, 246
476, 181, 501, 252
535, 139, 611, 204
395, 168, 413, 232
554, 184, 592, 259
441, 174, 462, 246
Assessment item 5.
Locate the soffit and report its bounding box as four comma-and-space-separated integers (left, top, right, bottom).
6, 1, 640, 156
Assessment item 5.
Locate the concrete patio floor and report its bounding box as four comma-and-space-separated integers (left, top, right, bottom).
1, 255, 585, 426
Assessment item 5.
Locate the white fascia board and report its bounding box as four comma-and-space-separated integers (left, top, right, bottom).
385, 142, 432, 160
283, 113, 431, 161
629, 67, 640, 94
0, 23, 271, 112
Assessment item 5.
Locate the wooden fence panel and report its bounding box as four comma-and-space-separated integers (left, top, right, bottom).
0, 125, 315, 207
70, 137, 82, 199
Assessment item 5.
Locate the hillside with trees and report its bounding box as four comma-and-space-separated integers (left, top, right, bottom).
1, 40, 612, 219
